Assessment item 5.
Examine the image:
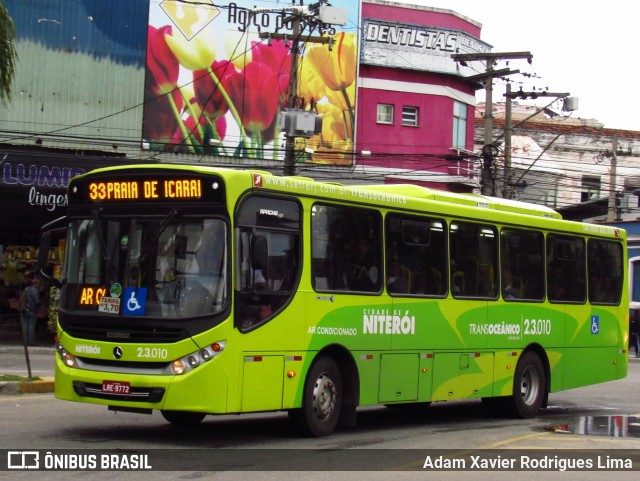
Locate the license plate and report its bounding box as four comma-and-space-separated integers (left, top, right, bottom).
102, 380, 131, 395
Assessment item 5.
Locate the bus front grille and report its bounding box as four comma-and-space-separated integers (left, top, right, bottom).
65, 324, 188, 343
72, 381, 165, 403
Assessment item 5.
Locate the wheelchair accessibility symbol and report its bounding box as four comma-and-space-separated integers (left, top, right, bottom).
123, 287, 147, 316
591, 315, 600, 335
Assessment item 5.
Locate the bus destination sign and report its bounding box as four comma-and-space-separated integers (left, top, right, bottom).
88, 179, 202, 201
70, 172, 225, 205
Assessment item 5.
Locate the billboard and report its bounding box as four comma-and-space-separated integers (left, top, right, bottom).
144, 0, 359, 166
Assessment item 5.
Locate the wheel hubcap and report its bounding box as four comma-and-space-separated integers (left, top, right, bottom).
520, 365, 540, 405
312, 372, 337, 421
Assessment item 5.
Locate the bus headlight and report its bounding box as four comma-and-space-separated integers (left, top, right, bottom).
171, 360, 186, 375
169, 340, 226, 375
55, 341, 78, 368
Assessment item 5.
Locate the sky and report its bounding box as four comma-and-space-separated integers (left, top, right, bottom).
399, 0, 640, 131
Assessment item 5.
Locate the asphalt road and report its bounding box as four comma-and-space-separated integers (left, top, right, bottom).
0, 344, 54, 378
1, 355, 640, 480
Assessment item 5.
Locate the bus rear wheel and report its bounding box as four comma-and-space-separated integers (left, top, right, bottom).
161, 410, 206, 426
483, 351, 546, 418
289, 356, 342, 437
512, 351, 546, 418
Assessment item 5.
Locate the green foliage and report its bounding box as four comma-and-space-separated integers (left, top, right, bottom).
0, 374, 41, 382
0, 0, 17, 102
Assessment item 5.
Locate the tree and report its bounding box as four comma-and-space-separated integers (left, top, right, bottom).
0, 0, 17, 102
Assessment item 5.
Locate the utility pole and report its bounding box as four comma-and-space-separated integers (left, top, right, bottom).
452, 52, 532, 195
504, 83, 513, 199
257, 3, 346, 176
608, 136, 618, 222
283, 15, 302, 177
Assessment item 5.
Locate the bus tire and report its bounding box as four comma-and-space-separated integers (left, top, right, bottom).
161, 410, 206, 426
482, 351, 546, 418
289, 356, 342, 437
510, 351, 546, 418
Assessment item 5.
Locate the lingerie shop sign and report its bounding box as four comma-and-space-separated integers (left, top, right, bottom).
1, 159, 87, 213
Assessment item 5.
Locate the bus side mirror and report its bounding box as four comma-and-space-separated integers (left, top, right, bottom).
38, 231, 62, 288
39, 217, 67, 288
38, 231, 51, 267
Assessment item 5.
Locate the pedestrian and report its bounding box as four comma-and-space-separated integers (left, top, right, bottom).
19, 273, 43, 346
631, 310, 640, 357
345, 236, 380, 291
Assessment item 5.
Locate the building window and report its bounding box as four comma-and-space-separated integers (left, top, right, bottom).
545, 190, 557, 208
452, 101, 467, 148
401, 106, 419, 127
377, 104, 394, 124
581, 175, 601, 202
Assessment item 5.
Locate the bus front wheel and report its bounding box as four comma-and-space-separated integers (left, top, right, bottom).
161, 410, 206, 426
289, 356, 343, 437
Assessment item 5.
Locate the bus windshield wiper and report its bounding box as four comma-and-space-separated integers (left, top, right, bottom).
139, 209, 179, 262
92, 209, 110, 263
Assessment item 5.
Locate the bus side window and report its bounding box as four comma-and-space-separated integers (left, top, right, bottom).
250, 235, 268, 290
500, 229, 544, 302
450, 222, 497, 299
385, 214, 446, 297
312, 204, 382, 294
547, 235, 586, 303
235, 195, 301, 331
588, 239, 622, 304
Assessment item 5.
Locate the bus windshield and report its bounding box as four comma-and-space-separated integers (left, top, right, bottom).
60, 215, 228, 318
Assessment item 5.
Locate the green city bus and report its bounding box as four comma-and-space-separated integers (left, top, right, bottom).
40, 164, 629, 437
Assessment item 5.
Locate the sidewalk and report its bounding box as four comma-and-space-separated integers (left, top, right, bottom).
0, 316, 55, 395
0, 314, 55, 347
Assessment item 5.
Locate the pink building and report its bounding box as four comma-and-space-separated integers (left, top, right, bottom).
357, 0, 488, 192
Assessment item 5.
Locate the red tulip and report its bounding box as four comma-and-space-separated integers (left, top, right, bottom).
226, 62, 279, 135
146, 26, 179, 96
215, 115, 227, 140
252, 39, 291, 73
170, 114, 205, 146
142, 84, 183, 142
193, 60, 234, 121
251, 39, 291, 104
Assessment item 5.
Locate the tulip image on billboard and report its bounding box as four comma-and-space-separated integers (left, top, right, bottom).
143, 0, 359, 166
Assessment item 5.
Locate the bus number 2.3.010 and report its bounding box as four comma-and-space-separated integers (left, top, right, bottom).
524, 319, 551, 336
136, 347, 168, 359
